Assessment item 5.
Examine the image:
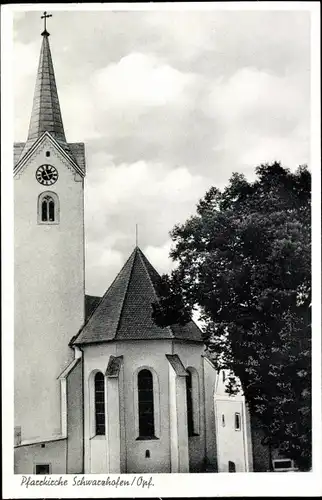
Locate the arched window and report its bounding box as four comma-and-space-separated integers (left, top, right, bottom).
94, 372, 105, 435
138, 369, 155, 438
41, 196, 55, 222
38, 192, 59, 224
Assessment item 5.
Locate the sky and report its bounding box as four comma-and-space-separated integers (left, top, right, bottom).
13, 7, 311, 297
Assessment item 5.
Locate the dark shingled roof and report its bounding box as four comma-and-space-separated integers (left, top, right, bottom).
73, 247, 202, 345
14, 143, 25, 165
68, 143, 86, 174
85, 295, 101, 321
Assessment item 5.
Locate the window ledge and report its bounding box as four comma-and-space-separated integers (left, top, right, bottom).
188, 433, 200, 438
37, 221, 59, 226
136, 436, 159, 441
90, 434, 106, 440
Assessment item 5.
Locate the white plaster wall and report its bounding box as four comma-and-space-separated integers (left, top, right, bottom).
14, 137, 85, 442
174, 373, 190, 472
14, 439, 67, 474
173, 342, 206, 472
215, 399, 248, 472
106, 377, 121, 473
117, 340, 172, 473
168, 366, 179, 472
203, 357, 218, 470
83, 343, 116, 473
91, 437, 108, 473
83, 339, 210, 474
119, 365, 126, 473
67, 359, 83, 474
83, 340, 177, 473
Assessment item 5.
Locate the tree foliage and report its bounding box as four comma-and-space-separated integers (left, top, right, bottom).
152, 162, 311, 470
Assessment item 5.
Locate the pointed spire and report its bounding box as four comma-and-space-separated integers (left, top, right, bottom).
15, 15, 85, 171
27, 30, 66, 143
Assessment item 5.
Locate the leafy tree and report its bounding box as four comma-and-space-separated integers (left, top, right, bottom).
153, 162, 311, 470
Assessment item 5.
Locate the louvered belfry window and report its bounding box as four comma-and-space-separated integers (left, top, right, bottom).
138, 369, 155, 438
94, 372, 105, 435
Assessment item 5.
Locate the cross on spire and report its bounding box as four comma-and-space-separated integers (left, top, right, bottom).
41, 11, 52, 36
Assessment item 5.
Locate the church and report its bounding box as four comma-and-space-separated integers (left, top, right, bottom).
13, 18, 281, 475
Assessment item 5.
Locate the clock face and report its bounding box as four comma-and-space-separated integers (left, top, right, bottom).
36, 164, 58, 186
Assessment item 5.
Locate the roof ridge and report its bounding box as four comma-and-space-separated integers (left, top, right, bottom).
139, 249, 203, 340
136, 248, 174, 338
136, 248, 159, 302
113, 248, 138, 337
72, 249, 137, 344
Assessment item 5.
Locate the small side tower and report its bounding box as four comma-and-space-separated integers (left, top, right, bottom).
14, 15, 85, 473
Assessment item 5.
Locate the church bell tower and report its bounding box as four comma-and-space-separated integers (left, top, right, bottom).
14, 13, 85, 458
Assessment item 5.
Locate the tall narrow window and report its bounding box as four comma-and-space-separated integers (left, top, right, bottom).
228, 461, 236, 472
41, 199, 48, 221
186, 370, 194, 436
48, 198, 55, 221
235, 412, 241, 431
38, 192, 59, 224
138, 369, 155, 438
94, 372, 105, 435
185, 367, 200, 436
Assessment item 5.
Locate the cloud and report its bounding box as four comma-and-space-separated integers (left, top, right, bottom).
85, 242, 124, 296
201, 66, 309, 175
13, 11, 311, 295
85, 157, 208, 219
60, 51, 200, 145
14, 41, 39, 139
205, 67, 308, 131
93, 52, 196, 109
60, 84, 100, 141
239, 125, 310, 170
144, 240, 175, 276
143, 12, 218, 61
84, 156, 209, 293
